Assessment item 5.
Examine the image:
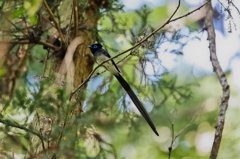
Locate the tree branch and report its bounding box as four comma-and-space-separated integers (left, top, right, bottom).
168, 109, 201, 158
205, 1, 230, 159
0, 40, 60, 50
0, 116, 46, 153
43, 0, 66, 49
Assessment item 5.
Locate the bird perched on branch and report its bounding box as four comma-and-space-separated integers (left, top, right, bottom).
87, 44, 159, 136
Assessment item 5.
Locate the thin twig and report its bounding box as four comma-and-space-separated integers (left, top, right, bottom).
168, 109, 201, 159
43, 0, 66, 49
0, 117, 46, 153
168, 123, 174, 159
3, 14, 28, 37
205, 1, 230, 159
3, 129, 33, 157
0, 40, 60, 50
169, 0, 210, 24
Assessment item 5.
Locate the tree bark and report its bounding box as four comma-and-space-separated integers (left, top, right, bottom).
205, 1, 230, 159
29, 0, 100, 158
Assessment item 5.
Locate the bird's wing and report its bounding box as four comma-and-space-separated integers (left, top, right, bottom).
100, 48, 121, 73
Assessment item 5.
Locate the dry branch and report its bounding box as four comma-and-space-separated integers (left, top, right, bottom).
205, 1, 230, 159
43, 0, 66, 49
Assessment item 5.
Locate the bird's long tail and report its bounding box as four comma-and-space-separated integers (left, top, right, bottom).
114, 73, 159, 136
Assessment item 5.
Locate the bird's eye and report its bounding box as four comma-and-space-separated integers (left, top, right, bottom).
93, 45, 98, 48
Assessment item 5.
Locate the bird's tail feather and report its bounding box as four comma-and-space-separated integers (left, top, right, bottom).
114, 73, 159, 136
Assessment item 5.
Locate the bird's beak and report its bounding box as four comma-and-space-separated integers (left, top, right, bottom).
87, 46, 91, 48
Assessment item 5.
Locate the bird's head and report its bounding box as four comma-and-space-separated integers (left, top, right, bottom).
87, 44, 103, 53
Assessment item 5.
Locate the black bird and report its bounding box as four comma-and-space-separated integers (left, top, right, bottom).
87, 44, 159, 136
